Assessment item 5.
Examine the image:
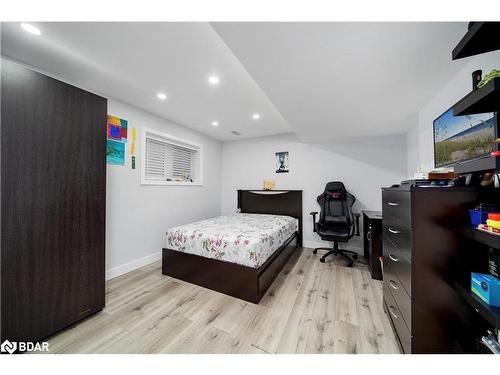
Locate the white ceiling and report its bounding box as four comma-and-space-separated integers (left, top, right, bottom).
0, 22, 291, 141
212, 22, 468, 142
1, 22, 468, 142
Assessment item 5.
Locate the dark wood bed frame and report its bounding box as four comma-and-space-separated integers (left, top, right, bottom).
162, 190, 303, 304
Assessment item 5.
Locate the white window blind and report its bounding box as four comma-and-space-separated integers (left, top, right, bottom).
145, 136, 197, 182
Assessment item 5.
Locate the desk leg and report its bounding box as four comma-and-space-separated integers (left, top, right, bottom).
363, 214, 369, 259
371, 220, 383, 281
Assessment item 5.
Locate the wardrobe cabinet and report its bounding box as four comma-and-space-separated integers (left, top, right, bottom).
1, 60, 107, 343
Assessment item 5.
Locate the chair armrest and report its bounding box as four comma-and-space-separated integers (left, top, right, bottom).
354, 213, 361, 236
310, 212, 318, 233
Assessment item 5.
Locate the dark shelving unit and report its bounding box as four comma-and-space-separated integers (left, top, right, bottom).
456, 284, 500, 329
453, 77, 500, 116
462, 226, 500, 250
451, 22, 500, 174
449, 21, 500, 355
452, 22, 500, 60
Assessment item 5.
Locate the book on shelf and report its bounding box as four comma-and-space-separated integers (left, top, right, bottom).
478, 224, 500, 236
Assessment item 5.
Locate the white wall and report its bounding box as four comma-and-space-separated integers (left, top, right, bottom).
405, 113, 420, 178
221, 133, 407, 252
406, 51, 500, 175
106, 99, 222, 279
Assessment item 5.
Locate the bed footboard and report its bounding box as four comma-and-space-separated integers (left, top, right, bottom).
162, 232, 298, 304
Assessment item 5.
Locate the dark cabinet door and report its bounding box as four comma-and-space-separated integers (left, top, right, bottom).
1, 60, 107, 342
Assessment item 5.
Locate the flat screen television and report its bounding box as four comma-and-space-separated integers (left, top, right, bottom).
433, 108, 496, 168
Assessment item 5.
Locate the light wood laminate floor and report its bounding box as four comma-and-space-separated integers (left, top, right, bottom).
46, 247, 400, 354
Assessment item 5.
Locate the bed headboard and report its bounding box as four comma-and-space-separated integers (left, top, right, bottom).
237, 190, 303, 246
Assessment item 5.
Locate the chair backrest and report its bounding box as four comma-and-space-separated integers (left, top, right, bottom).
317, 181, 356, 232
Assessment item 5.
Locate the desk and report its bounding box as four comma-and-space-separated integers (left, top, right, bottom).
362, 210, 383, 280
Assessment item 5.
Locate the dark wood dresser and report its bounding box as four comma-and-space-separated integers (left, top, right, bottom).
382, 183, 481, 353
1, 60, 107, 344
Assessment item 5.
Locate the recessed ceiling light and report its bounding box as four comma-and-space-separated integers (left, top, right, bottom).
211, 121, 219, 127
157, 92, 167, 100
208, 76, 220, 85
252, 113, 261, 120
20, 23, 41, 36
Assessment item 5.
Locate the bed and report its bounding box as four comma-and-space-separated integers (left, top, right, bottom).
162, 190, 303, 303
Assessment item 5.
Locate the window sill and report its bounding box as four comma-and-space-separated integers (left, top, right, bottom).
141, 180, 203, 186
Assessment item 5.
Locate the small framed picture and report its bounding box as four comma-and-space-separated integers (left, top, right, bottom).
275, 151, 289, 173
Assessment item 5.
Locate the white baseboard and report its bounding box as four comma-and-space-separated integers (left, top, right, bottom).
105, 251, 162, 281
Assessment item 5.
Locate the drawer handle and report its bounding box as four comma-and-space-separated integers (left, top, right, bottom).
389, 280, 398, 290
367, 231, 371, 241
388, 202, 399, 206
389, 306, 399, 319
388, 227, 400, 234
388, 254, 399, 262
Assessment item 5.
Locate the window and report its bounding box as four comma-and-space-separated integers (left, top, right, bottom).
141, 128, 203, 185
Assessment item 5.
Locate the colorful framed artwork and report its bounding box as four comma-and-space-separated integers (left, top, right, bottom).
107, 115, 128, 143
106, 115, 128, 166
107, 139, 125, 165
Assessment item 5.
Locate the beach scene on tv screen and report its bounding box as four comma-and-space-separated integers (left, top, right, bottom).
434, 109, 495, 167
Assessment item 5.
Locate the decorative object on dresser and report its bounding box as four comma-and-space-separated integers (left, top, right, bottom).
162, 190, 303, 304
428, 171, 456, 180
263, 179, 276, 190
1, 60, 107, 345
362, 211, 383, 280
382, 182, 481, 353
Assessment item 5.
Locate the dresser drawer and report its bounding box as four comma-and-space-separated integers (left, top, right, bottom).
384, 235, 412, 297
385, 275, 412, 330
384, 282, 412, 354
383, 215, 411, 261
382, 190, 411, 226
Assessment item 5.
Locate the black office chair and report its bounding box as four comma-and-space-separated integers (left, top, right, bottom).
310, 182, 361, 266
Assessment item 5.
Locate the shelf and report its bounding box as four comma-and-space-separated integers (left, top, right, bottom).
452, 22, 500, 60
456, 283, 500, 328
454, 155, 500, 174
453, 77, 500, 116
463, 226, 500, 250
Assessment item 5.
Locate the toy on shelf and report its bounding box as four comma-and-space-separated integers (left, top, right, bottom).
477, 69, 500, 88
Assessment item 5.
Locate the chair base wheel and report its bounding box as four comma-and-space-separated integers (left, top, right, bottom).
314, 245, 357, 267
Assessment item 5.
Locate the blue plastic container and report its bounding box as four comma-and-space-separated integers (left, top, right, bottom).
471, 272, 500, 307
469, 210, 490, 228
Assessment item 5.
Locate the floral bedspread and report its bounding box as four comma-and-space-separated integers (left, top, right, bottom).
166, 213, 298, 268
